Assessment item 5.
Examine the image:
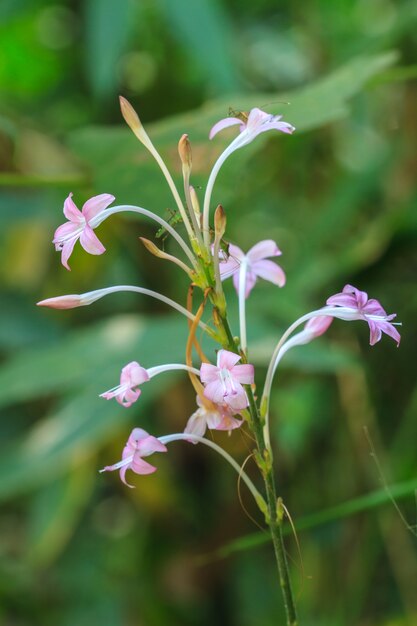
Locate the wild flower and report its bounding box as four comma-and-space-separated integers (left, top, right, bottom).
39, 101, 401, 626
53, 192, 114, 269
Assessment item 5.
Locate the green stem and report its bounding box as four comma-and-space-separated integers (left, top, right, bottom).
214, 310, 298, 626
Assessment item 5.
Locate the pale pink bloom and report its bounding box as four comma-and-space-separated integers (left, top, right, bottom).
184, 396, 243, 439
100, 428, 167, 487
100, 361, 150, 407
326, 284, 400, 346
209, 107, 295, 145
53, 192, 115, 270
200, 349, 254, 411
218, 240, 286, 298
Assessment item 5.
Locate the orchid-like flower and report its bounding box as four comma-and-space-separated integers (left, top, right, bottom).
100, 361, 150, 407
200, 349, 254, 411
100, 428, 167, 487
100, 361, 200, 408
184, 396, 243, 438
210, 107, 295, 147
218, 239, 286, 298
53, 192, 115, 270
326, 284, 400, 346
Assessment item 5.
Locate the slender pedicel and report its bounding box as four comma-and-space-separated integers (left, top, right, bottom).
37, 285, 215, 335
158, 432, 266, 511
120, 97, 195, 242
202, 140, 240, 248
238, 256, 248, 354
90, 205, 196, 267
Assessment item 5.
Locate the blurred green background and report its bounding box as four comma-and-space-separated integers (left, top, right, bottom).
0, 0, 416, 624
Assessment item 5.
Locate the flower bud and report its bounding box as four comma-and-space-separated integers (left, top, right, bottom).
140, 237, 167, 259
189, 186, 200, 220
37, 294, 83, 309
214, 204, 226, 239
119, 96, 152, 149
178, 134, 192, 171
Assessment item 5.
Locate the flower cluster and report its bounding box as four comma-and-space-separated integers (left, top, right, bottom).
38, 101, 401, 491
38, 98, 402, 623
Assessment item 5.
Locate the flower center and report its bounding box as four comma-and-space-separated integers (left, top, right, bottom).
219, 368, 236, 396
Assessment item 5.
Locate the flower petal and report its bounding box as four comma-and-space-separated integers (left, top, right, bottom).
120, 361, 150, 387
63, 193, 83, 223
247, 239, 281, 262
230, 363, 254, 385
209, 117, 242, 140
82, 193, 115, 222
79, 225, 106, 255
184, 410, 208, 438
252, 259, 286, 287
223, 385, 248, 411
131, 457, 158, 475
137, 435, 167, 457
204, 380, 226, 405
200, 363, 220, 384
53, 220, 81, 244
61, 237, 78, 271
217, 349, 241, 369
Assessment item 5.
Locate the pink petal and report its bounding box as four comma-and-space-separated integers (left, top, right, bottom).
120, 361, 150, 387
230, 363, 254, 385
374, 320, 401, 346
119, 464, 135, 487
252, 259, 286, 287
368, 320, 382, 346
204, 380, 226, 405
223, 386, 248, 411
137, 435, 167, 456
61, 237, 78, 271
131, 458, 158, 475
63, 193, 83, 223
82, 193, 115, 222
305, 316, 333, 337
53, 220, 81, 244
267, 121, 296, 134
209, 117, 242, 140
79, 225, 106, 255
247, 239, 281, 262
200, 363, 220, 384
363, 298, 387, 316
184, 411, 208, 438
217, 349, 241, 369
215, 415, 243, 431
116, 388, 140, 407
326, 292, 358, 309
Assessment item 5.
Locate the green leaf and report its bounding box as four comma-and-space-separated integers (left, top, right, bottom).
67, 51, 397, 205
199, 475, 417, 563
28, 459, 96, 566
0, 313, 194, 408
160, 0, 240, 92
84, 0, 135, 98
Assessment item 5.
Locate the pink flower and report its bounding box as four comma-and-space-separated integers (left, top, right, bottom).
184, 396, 243, 438
218, 240, 286, 298
200, 349, 254, 411
326, 284, 401, 346
209, 107, 295, 145
100, 428, 167, 487
100, 361, 150, 407
53, 192, 115, 270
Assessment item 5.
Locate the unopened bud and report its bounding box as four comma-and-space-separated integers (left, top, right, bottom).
214, 205, 226, 239
189, 186, 200, 219
37, 294, 83, 309
119, 96, 152, 149
178, 134, 192, 171
140, 237, 166, 259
